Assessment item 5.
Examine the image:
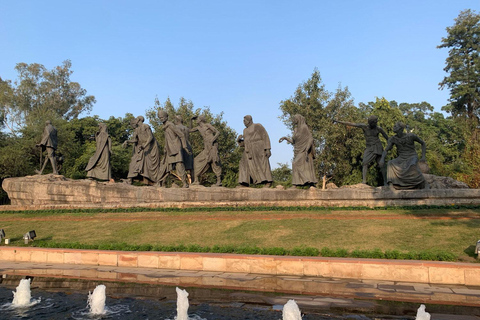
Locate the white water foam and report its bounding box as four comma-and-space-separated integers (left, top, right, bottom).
282, 299, 302, 320
87, 284, 106, 315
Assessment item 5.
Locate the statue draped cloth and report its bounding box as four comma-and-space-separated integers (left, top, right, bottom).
239, 123, 273, 184
176, 123, 194, 171
157, 121, 188, 183
386, 134, 425, 189
85, 126, 111, 180
291, 122, 317, 186
127, 123, 162, 182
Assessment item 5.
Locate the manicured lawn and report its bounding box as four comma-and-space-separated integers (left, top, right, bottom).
1, 206, 479, 261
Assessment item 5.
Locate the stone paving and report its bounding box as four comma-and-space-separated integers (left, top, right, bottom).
1, 261, 480, 318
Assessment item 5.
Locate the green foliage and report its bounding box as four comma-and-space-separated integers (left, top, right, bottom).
438, 9, 480, 122
146, 97, 241, 187
272, 162, 292, 187
279, 69, 365, 186
1, 60, 96, 135
28, 241, 458, 261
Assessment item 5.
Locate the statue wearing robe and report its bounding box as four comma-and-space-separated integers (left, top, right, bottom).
85, 123, 112, 181
238, 115, 272, 186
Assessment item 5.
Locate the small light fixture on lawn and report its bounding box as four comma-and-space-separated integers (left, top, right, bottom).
475, 240, 480, 256
23, 230, 37, 244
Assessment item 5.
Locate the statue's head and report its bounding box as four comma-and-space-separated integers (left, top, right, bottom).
175, 115, 183, 124
243, 115, 253, 127
158, 110, 168, 122
293, 114, 305, 126
367, 115, 378, 128
130, 117, 138, 128
98, 123, 108, 133
45, 120, 52, 126
197, 115, 206, 123
393, 121, 406, 134
137, 116, 145, 124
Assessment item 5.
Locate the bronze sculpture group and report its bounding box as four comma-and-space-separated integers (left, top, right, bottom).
36, 112, 429, 190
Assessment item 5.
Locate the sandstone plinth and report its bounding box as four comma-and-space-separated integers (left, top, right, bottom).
2, 174, 480, 210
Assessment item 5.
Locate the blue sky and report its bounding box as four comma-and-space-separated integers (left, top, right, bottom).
1, 1, 479, 168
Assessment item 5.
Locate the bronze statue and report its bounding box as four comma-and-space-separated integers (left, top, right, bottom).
190, 115, 222, 186
35, 120, 58, 175
334, 115, 388, 185
123, 116, 162, 184
175, 115, 194, 182
279, 114, 317, 187
85, 123, 112, 181
379, 122, 428, 190
238, 115, 273, 187
157, 110, 191, 188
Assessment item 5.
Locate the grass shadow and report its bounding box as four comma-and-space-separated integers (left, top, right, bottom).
464, 245, 477, 258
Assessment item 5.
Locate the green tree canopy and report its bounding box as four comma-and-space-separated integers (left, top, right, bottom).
279, 69, 366, 186
0, 60, 96, 135
438, 9, 480, 123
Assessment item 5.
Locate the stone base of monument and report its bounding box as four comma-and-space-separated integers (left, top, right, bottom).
2, 174, 479, 210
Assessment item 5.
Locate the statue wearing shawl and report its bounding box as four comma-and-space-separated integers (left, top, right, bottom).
86, 123, 112, 181
279, 114, 317, 186
238, 115, 273, 187
123, 116, 162, 184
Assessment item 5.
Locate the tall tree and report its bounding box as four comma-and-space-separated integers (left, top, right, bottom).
438, 9, 480, 187
1, 60, 96, 135
438, 9, 480, 123
279, 69, 365, 186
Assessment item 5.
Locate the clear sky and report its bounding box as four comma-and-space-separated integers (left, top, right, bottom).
1, 1, 479, 168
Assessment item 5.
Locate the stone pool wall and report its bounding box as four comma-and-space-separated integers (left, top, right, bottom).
1, 246, 479, 286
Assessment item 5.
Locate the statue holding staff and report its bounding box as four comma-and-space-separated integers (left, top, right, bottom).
157, 110, 191, 188
175, 115, 194, 182
35, 120, 59, 175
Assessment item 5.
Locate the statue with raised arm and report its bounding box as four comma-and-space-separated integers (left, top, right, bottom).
279, 114, 317, 187
189, 115, 222, 186
334, 115, 388, 185
35, 120, 59, 175
157, 110, 191, 188
175, 115, 194, 182
238, 115, 273, 187
85, 123, 112, 181
379, 122, 428, 190
122, 116, 162, 184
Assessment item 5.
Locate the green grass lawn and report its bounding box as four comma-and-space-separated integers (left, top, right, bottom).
1, 206, 479, 262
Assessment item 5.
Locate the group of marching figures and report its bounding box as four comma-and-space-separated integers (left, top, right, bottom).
36, 111, 428, 190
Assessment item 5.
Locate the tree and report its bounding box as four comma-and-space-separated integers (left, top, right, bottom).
1, 60, 96, 135
438, 10, 480, 187
279, 69, 366, 186
438, 9, 480, 123
272, 163, 292, 188
146, 97, 241, 187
